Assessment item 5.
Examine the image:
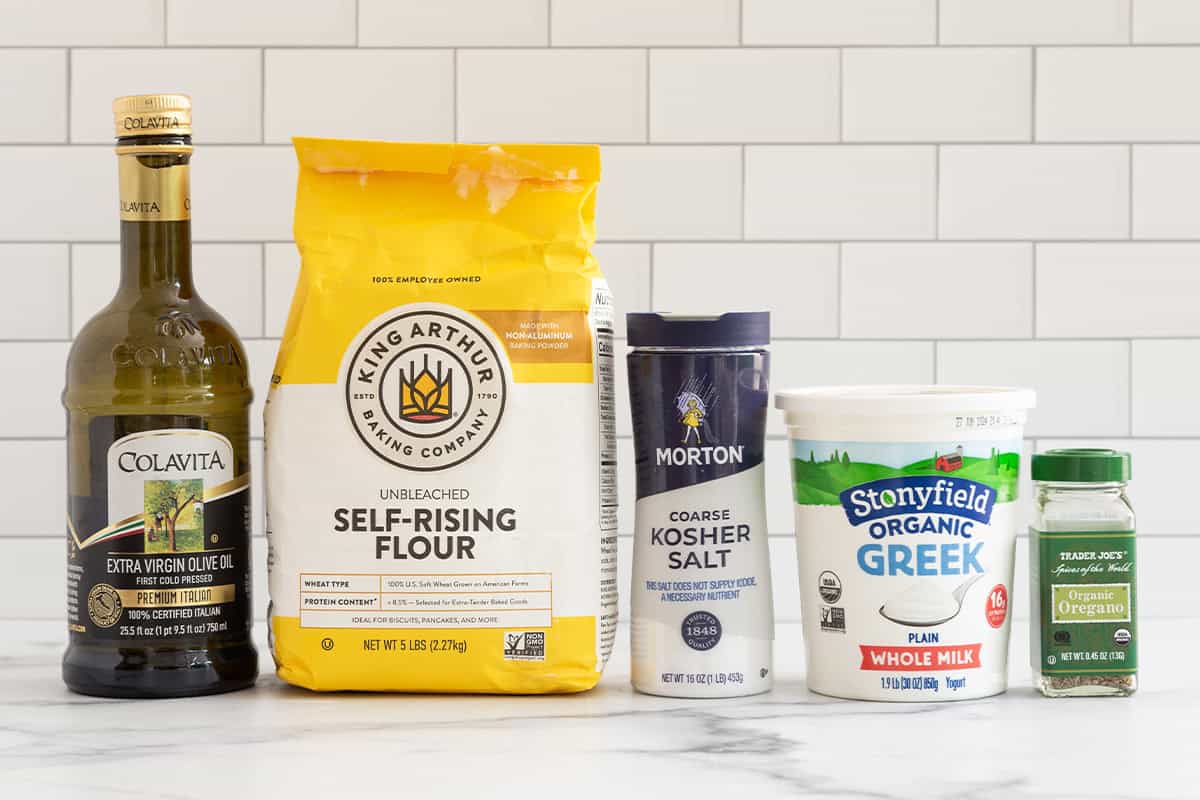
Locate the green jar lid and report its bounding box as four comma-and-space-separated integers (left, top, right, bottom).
1032, 448, 1131, 483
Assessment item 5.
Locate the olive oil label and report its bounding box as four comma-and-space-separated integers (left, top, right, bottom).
67, 426, 250, 641
1032, 529, 1137, 677
118, 156, 190, 222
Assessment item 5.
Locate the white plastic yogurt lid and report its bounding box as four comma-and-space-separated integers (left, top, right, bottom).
775, 385, 1036, 417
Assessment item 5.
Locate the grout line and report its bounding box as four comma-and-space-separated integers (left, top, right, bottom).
932, 340, 939, 383
13, 334, 1193, 344
644, 48, 650, 142
1128, 144, 1135, 238
1029, 46, 1037, 142
1031, 242, 1038, 337
934, 0, 940, 44
836, 47, 844, 141
64, 49, 71, 142
1128, 339, 1135, 435
162, 0, 168, 46
1128, 0, 1135, 45
546, 0, 552, 46
738, 0, 744, 45
13, 238, 1200, 246
354, 0, 360, 47
453, 49, 459, 141
933, 144, 940, 237
835, 243, 843, 337
648, 243, 656, 307
260, 242, 267, 337
6, 140, 1200, 148
65, 244, 73, 337
259, 48, 266, 143
740, 145, 747, 238
8, 42, 1200, 50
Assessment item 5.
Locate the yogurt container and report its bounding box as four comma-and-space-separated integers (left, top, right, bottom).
775, 386, 1035, 702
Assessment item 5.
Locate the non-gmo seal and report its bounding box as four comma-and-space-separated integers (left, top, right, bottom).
87, 584, 123, 628
346, 309, 507, 471
681, 610, 722, 651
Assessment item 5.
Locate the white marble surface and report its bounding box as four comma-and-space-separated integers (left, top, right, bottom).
1, 619, 1195, 799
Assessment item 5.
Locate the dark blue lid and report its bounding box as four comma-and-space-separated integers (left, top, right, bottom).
626, 312, 770, 348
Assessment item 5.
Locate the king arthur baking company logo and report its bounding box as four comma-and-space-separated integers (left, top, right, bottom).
346, 309, 507, 471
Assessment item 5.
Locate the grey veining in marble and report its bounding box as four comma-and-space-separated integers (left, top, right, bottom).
1, 620, 1196, 799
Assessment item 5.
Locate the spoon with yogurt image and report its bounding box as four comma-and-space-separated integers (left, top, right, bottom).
879, 575, 983, 627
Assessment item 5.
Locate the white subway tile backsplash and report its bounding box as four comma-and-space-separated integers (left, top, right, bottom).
1132, 341, 1200, 437
746, 146, 936, 240
841, 243, 1033, 338
940, 0, 1130, 45
71, 244, 264, 338
552, 0, 738, 46
167, 0, 356, 45
597, 146, 742, 240
938, 341, 1130, 437
0, 245, 69, 339
244, 338, 280, 440
939, 146, 1129, 240
189, 147, 295, 242
1038, 439, 1200, 536
265, 50, 453, 143
71, 49, 262, 144
1038, 48, 1200, 142
1037, 244, 1200, 338
0, 341, 70, 437
0, 50, 66, 143
1134, 0, 1200, 44
264, 243, 300, 338
743, 0, 937, 45
69, 245, 117, 334
652, 244, 839, 337
1133, 145, 1200, 239
594, 244, 650, 339
843, 49, 1031, 142
0, 0, 162, 46
768, 339, 934, 435
458, 50, 645, 143
361, 0, 548, 47
0, 147, 112, 241
194, 246, 264, 337
0, 441, 63, 537
650, 49, 838, 143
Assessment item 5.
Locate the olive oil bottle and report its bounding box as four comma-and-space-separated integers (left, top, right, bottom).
62, 95, 257, 697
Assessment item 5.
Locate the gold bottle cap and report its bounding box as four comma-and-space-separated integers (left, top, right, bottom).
112, 94, 192, 138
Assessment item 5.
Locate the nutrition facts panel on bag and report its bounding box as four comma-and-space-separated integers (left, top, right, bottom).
298, 572, 553, 629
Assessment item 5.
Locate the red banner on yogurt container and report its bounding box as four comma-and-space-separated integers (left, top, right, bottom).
859, 644, 982, 671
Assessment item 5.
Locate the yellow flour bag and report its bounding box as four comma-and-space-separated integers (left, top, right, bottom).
266, 139, 616, 692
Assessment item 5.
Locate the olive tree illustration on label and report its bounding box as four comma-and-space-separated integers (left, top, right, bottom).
346, 309, 508, 471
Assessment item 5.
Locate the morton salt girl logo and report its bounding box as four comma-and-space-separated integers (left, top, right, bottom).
346, 309, 506, 471
655, 377, 744, 466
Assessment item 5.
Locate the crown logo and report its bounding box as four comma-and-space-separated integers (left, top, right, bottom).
399, 355, 452, 422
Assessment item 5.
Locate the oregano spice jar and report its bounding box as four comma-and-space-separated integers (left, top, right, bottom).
1030, 449, 1137, 697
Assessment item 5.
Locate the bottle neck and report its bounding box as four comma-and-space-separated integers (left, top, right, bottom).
116, 137, 193, 294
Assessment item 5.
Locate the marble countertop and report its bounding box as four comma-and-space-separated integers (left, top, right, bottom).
1, 619, 1193, 799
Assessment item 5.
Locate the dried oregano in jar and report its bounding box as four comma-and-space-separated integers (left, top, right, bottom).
1029, 449, 1136, 697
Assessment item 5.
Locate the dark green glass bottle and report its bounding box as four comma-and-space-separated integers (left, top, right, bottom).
62, 94, 257, 698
